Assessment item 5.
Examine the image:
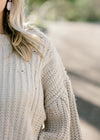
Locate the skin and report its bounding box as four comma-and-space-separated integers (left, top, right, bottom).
0, 0, 7, 34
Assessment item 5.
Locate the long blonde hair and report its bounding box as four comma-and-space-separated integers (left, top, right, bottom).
3, 0, 44, 62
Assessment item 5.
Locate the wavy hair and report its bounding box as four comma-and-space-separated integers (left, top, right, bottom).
3, 0, 44, 62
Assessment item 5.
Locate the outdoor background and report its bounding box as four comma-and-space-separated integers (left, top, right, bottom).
24, 0, 100, 139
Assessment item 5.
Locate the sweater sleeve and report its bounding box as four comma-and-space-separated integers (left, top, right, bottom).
38, 36, 82, 140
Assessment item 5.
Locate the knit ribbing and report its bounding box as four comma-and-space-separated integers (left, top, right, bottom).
0, 29, 82, 140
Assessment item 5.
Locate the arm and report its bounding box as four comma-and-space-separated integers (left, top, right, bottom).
38, 36, 82, 140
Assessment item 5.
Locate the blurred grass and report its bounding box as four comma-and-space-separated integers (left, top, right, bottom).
24, 0, 100, 24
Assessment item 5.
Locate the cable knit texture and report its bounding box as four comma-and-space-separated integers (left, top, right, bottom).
0, 28, 82, 140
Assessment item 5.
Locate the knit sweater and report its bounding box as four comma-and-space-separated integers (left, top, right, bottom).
0, 28, 82, 140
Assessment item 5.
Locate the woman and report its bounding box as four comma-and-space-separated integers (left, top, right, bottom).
0, 0, 82, 140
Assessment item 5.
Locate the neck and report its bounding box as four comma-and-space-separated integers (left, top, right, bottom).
0, 11, 4, 34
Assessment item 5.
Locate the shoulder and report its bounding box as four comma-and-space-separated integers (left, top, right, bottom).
25, 25, 56, 58
25, 25, 58, 68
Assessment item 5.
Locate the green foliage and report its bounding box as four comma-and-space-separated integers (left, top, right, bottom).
66, 0, 77, 3
25, 0, 100, 22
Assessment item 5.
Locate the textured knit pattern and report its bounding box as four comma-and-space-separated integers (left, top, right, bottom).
0, 28, 82, 140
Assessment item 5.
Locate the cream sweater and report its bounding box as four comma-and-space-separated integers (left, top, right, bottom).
0, 28, 82, 140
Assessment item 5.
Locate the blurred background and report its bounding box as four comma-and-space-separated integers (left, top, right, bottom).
24, 0, 100, 139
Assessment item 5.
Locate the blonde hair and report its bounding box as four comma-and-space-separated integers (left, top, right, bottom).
3, 0, 44, 62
